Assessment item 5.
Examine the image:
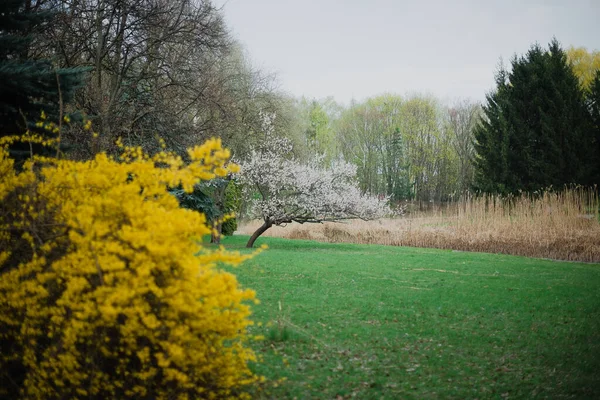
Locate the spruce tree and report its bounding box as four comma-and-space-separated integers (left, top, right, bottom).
0, 0, 86, 157
473, 66, 513, 193
473, 39, 594, 193
387, 127, 412, 201
588, 70, 600, 183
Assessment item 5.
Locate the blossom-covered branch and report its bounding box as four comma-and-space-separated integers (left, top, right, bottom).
239, 115, 392, 247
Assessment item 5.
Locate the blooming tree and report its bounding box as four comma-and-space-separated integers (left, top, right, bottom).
239, 114, 392, 248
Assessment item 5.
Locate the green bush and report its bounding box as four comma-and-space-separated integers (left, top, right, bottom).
222, 180, 242, 236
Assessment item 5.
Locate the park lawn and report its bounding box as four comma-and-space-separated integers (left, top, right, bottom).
220, 235, 600, 399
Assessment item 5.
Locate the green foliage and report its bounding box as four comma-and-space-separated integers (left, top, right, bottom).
336, 94, 462, 202
400, 95, 459, 201
305, 100, 334, 158
0, 0, 87, 152
222, 180, 242, 236
171, 179, 241, 237
337, 95, 412, 198
473, 68, 512, 194
587, 70, 600, 182
567, 46, 600, 90
386, 127, 412, 201
222, 218, 238, 237
474, 39, 595, 193
170, 184, 219, 222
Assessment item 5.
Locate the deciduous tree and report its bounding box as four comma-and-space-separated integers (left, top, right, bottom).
448, 99, 481, 194
567, 46, 600, 90
239, 114, 391, 248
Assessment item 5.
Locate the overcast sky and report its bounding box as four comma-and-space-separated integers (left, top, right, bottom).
213, 0, 600, 105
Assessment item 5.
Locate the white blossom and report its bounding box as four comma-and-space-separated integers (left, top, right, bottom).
238, 124, 393, 246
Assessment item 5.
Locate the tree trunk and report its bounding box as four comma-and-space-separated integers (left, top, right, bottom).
246, 220, 272, 248
211, 221, 222, 244
210, 179, 229, 244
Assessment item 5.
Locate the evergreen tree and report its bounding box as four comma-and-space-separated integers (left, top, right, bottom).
473, 39, 594, 194
386, 127, 412, 201
588, 70, 600, 183
0, 0, 86, 156
473, 66, 513, 193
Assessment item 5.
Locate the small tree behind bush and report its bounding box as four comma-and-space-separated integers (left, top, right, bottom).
171, 178, 240, 242
223, 180, 242, 236
0, 130, 260, 399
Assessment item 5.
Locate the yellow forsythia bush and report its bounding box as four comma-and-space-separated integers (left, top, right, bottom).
0, 132, 260, 399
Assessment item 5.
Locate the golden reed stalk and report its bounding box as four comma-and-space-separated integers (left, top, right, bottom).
239, 188, 600, 262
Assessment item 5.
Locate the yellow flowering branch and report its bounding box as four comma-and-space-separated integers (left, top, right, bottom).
0, 120, 260, 399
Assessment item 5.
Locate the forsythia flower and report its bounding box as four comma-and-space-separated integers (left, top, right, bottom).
0, 132, 258, 399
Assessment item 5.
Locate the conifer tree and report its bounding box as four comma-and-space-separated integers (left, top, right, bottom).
588, 70, 600, 183
0, 0, 86, 156
473, 67, 513, 193
387, 127, 412, 201
474, 39, 594, 193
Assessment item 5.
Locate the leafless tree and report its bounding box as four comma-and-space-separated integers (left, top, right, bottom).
448, 99, 481, 194
28, 0, 290, 160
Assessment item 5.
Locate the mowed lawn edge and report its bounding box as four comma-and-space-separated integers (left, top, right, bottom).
221, 235, 600, 399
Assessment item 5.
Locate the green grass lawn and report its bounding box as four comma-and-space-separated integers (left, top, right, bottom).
221, 235, 600, 399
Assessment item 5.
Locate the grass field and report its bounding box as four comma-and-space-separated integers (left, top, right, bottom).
221, 235, 600, 399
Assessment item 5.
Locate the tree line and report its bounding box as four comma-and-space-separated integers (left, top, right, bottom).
1, 0, 298, 162
1, 1, 599, 210
292, 41, 600, 203
474, 39, 600, 194
291, 95, 481, 204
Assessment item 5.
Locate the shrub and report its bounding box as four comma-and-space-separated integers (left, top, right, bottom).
222, 180, 242, 236
169, 184, 220, 222
0, 131, 261, 399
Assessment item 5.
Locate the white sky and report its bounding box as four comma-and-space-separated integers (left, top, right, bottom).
213, 0, 600, 104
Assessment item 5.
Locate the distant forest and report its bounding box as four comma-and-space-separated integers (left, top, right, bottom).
1, 1, 599, 204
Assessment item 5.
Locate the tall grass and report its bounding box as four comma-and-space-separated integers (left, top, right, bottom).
238, 188, 600, 262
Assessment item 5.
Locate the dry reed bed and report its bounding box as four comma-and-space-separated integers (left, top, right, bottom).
238, 189, 600, 263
